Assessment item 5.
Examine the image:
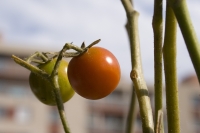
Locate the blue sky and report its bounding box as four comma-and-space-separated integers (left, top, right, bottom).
0, 0, 199, 84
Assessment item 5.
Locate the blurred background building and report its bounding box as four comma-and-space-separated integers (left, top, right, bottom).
0, 43, 200, 133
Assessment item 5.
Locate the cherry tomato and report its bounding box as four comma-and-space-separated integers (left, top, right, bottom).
67, 46, 121, 100
29, 58, 74, 105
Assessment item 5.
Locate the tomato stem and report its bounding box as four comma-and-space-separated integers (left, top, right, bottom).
125, 84, 136, 133
12, 55, 49, 78
168, 0, 200, 84
43, 40, 101, 59
64, 43, 84, 52
50, 43, 75, 133
121, 0, 155, 133
25, 51, 49, 64
123, 1, 137, 132
163, 2, 180, 133
52, 83, 71, 133
155, 110, 163, 133
86, 39, 101, 48
152, 0, 164, 132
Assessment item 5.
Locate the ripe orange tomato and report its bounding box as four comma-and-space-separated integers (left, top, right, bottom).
67, 46, 121, 100
29, 58, 75, 105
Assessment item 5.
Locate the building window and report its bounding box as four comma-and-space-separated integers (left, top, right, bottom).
104, 89, 124, 104
0, 80, 31, 98
14, 106, 32, 124
104, 113, 124, 131
0, 105, 32, 124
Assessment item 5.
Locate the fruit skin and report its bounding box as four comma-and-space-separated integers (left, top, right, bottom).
67, 46, 121, 100
29, 58, 74, 106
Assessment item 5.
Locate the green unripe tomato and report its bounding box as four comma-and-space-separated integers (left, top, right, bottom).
29, 58, 74, 106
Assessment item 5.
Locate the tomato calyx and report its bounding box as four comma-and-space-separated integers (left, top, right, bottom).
24, 39, 101, 66
61, 39, 101, 58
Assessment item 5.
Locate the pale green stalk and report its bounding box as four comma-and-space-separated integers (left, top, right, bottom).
125, 84, 136, 133
163, 2, 180, 133
169, 0, 200, 83
152, 0, 164, 132
121, 0, 154, 132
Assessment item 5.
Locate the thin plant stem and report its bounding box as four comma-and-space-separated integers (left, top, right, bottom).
163, 2, 180, 133
50, 45, 72, 133
152, 0, 164, 132
169, 0, 200, 83
52, 87, 70, 133
155, 110, 163, 133
125, 84, 136, 133
12, 55, 49, 79
26, 52, 49, 63
124, 1, 137, 132
121, 0, 154, 132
